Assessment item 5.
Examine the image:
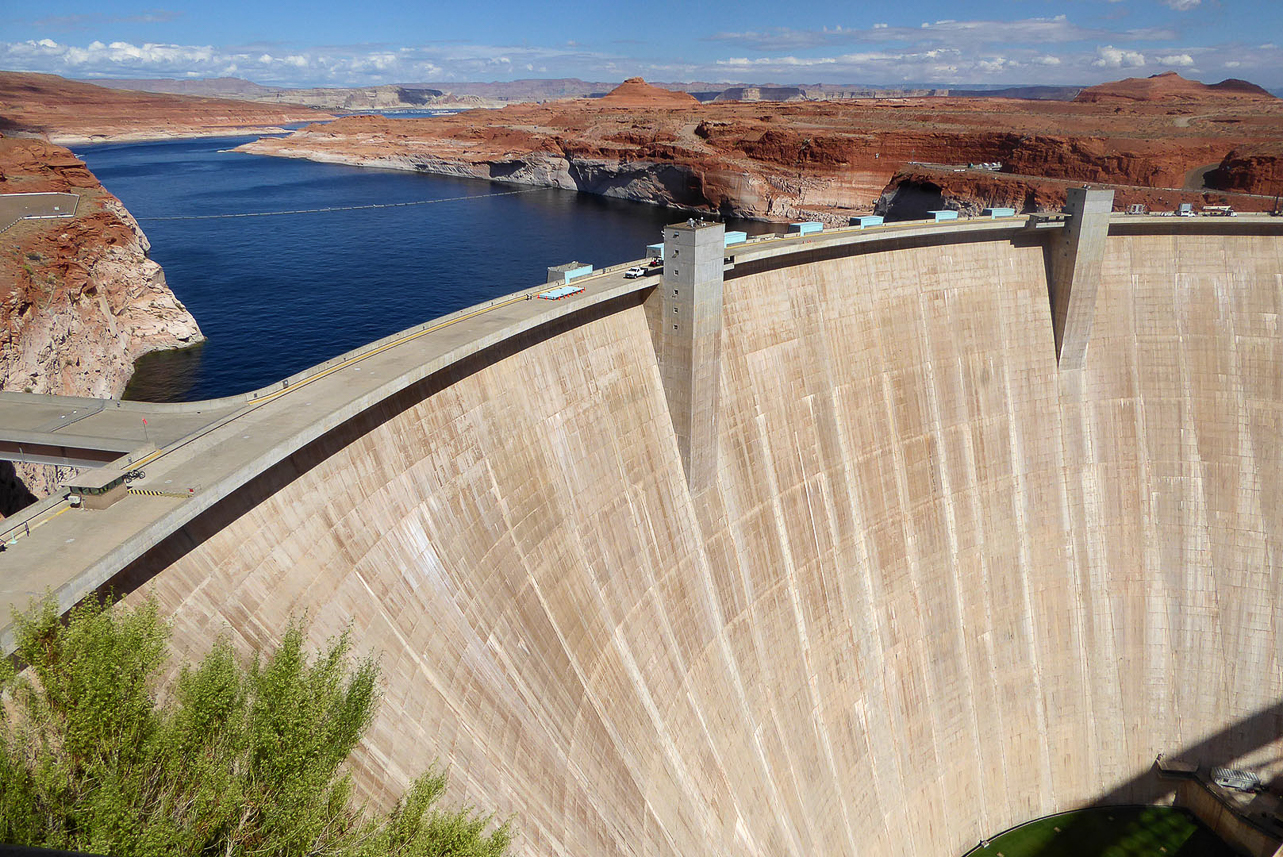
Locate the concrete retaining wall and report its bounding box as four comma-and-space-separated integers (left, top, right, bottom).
1178, 780, 1283, 857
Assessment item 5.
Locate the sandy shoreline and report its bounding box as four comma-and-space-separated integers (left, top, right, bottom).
48, 125, 308, 146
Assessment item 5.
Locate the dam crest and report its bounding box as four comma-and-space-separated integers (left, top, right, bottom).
1, 207, 1281, 856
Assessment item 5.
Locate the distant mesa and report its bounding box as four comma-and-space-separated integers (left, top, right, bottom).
95, 76, 280, 98
1076, 71, 1278, 103
596, 77, 700, 107
1211, 78, 1280, 98
713, 85, 805, 103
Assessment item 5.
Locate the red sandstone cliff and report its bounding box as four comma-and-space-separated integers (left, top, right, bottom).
238, 75, 1283, 222
597, 77, 700, 108
0, 135, 203, 507
1204, 144, 1283, 196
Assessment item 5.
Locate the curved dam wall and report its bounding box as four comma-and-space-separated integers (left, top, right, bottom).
120, 229, 1282, 856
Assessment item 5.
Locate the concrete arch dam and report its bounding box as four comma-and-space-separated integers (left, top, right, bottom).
1, 207, 1281, 856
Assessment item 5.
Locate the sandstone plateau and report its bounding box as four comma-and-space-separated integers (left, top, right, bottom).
239, 74, 1283, 222
0, 71, 333, 143
0, 134, 202, 507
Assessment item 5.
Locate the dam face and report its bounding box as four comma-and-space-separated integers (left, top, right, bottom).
118, 227, 1282, 856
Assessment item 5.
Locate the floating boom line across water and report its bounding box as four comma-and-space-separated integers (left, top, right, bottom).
136, 188, 544, 221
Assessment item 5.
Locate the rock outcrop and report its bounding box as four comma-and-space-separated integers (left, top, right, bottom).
1205, 144, 1283, 196
596, 77, 700, 108
238, 75, 1283, 223
0, 135, 203, 501
1075, 71, 1278, 103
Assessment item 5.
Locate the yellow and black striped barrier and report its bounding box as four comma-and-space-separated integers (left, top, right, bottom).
128, 488, 194, 499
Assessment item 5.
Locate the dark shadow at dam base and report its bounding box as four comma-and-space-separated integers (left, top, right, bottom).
965, 698, 1283, 857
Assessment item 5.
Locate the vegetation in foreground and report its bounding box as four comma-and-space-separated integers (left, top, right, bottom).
968, 805, 1236, 857
0, 596, 511, 857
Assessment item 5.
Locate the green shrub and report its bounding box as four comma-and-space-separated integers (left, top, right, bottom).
0, 596, 512, 857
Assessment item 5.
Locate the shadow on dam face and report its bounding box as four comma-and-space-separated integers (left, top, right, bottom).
99, 228, 1282, 857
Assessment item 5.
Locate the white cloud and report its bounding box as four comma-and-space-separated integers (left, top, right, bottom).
1163, 0, 1200, 9
708, 15, 1179, 54
680, 37, 1276, 86
31, 9, 183, 29
5, 38, 218, 72
710, 16, 1106, 52
1224, 60, 1241, 68
717, 55, 838, 67
1092, 45, 1146, 67
976, 56, 1019, 73
2, 29, 1278, 90
0, 37, 613, 86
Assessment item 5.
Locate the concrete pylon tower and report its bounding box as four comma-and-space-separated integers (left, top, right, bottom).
646, 220, 725, 491
1049, 187, 1114, 369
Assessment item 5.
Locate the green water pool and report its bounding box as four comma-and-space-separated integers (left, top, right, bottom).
965, 806, 1238, 857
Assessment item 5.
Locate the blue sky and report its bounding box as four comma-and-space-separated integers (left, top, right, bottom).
3, 0, 1280, 89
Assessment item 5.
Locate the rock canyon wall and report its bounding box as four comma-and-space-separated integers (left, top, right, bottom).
0, 135, 202, 502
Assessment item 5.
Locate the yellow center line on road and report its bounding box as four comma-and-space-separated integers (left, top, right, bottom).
3, 503, 70, 545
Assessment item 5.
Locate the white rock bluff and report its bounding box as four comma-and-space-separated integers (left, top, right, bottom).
2, 194, 202, 499
4, 197, 201, 397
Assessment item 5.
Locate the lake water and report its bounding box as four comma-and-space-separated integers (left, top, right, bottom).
75, 136, 768, 402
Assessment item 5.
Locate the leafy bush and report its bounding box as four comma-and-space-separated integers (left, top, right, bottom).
0, 596, 512, 857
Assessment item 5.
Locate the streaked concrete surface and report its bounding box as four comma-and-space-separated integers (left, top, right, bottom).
1, 215, 1281, 856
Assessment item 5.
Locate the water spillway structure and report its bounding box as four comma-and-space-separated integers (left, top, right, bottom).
1, 197, 1282, 856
